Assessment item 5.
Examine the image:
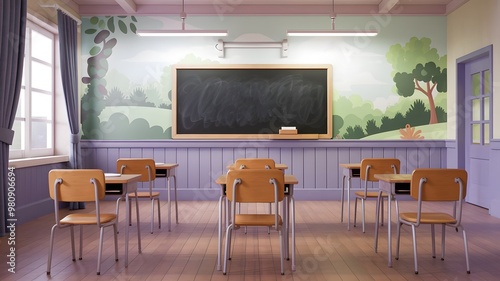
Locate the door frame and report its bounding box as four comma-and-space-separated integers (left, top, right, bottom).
456, 45, 493, 170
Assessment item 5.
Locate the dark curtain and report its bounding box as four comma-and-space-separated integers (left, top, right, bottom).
0, 0, 27, 236
57, 10, 84, 210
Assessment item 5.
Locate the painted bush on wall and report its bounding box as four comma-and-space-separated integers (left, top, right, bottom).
80, 15, 447, 140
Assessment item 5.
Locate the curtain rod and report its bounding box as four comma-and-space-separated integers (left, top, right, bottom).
40, 4, 82, 25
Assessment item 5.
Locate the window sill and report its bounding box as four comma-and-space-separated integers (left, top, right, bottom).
9, 155, 69, 168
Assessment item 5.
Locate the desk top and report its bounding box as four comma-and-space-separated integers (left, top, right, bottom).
215, 174, 298, 185
155, 163, 179, 169
105, 174, 141, 184
374, 173, 411, 183
340, 163, 361, 169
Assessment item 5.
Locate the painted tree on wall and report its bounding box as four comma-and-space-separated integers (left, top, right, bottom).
81, 16, 138, 139
386, 37, 447, 124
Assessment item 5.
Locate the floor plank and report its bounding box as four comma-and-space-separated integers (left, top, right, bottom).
1, 199, 499, 280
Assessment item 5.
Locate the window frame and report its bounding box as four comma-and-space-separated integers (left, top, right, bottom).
10, 19, 56, 159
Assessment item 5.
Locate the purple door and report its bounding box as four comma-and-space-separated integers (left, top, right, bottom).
464, 50, 492, 208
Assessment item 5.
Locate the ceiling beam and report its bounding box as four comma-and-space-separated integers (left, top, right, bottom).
78, 4, 452, 16
446, 0, 470, 14
115, 0, 137, 13
378, 0, 399, 14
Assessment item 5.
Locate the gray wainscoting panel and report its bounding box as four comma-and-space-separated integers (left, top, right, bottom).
81, 140, 447, 201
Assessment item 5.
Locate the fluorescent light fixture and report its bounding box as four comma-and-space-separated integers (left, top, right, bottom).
287, 0, 378, 37
137, 0, 227, 37
137, 30, 228, 37
287, 30, 378, 37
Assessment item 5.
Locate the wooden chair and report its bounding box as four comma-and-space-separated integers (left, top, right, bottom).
395, 168, 470, 274
354, 158, 400, 233
116, 158, 159, 234
47, 169, 118, 275
223, 169, 286, 275
233, 158, 277, 232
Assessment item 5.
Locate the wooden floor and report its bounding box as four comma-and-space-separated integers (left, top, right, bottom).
1, 199, 500, 281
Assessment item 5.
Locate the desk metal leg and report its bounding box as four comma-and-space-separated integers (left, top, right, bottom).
217, 195, 224, 271
125, 190, 141, 268
134, 191, 142, 254
167, 173, 179, 232
173, 175, 178, 224
341, 175, 345, 223
347, 175, 351, 230
283, 194, 289, 260
374, 190, 383, 253
387, 193, 393, 267
167, 174, 171, 232
291, 195, 296, 271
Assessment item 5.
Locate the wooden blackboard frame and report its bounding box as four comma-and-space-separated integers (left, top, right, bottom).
172, 64, 332, 139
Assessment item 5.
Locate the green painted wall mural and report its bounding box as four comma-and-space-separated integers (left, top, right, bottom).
80, 15, 447, 140
336, 36, 447, 140
81, 16, 171, 139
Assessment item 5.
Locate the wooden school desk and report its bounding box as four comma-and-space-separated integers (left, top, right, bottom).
340, 163, 361, 230
155, 163, 179, 231
373, 173, 411, 267
104, 173, 142, 267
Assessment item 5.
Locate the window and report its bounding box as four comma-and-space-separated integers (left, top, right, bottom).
10, 20, 55, 159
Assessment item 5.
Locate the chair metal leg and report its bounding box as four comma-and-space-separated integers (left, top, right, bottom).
462, 227, 471, 274
157, 197, 162, 230
129, 198, 132, 226
380, 196, 384, 226
70, 226, 76, 261
440, 224, 445, 260
223, 224, 233, 275
361, 198, 366, 233
353, 197, 358, 227
79, 225, 83, 260
115, 197, 122, 234
150, 198, 155, 234
113, 224, 119, 261
411, 225, 419, 274
46, 224, 57, 274
395, 222, 402, 260
97, 227, 104, 275
431, 224, 436, 258
279, 229, 284, 275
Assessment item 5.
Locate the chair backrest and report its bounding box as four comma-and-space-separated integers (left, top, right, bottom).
410, 168, 468, 201
234, 158, 276, 170
226, 168, 285, 203
116, 158, 156, 182
360, 158, 400, 182
48, 169, 106, 202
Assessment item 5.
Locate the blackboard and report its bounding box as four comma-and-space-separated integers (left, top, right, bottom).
172, 64, 332, 139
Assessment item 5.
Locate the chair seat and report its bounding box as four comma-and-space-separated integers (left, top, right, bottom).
128, 191, 160, 198
354, 191, 388, 198
400, 212, 458, 224
235, 214, 283, 227
60, 213, 117, 225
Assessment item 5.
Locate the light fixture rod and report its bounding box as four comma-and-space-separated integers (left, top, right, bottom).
136, 0, 227, 36
286, 0, 377, 37
216, 39, 288, 58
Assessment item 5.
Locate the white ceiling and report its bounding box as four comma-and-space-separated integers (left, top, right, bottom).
69, 0, 469, 16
